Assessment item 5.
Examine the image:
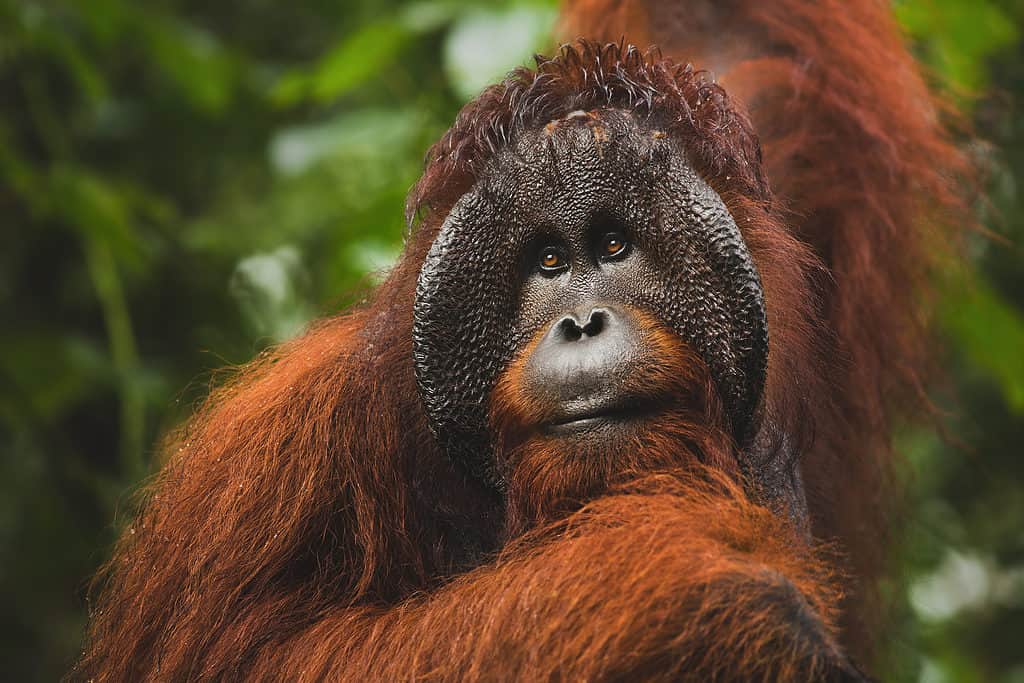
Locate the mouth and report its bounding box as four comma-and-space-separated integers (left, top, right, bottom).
543, 404, 651, 435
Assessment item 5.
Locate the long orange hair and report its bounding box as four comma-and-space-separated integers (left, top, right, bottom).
76, 2, 971, 678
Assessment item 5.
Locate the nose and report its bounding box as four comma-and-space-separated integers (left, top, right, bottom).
552, 307, 611, 343
525, 305, 641, 413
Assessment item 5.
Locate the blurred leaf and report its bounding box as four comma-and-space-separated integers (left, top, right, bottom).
942, 277, 1024, 413
49, 165, 144, 269
27, 22, 108, 103
443, 5, 557, 100
140, 18, 239, 115
75, 0, 133, 44
0, 334, 105, 423
82, 235, 145, 480
398, 0, 461, 33
895, 0, 1018, 92
0, 125, 46, 213
349, 238, 402, 277
273, 21, 410, 106
269, 108, 422, 176
186, 107, 426, 259
230, 246, 314, 343
911, 550, 992, 622
272, 1, 466, 107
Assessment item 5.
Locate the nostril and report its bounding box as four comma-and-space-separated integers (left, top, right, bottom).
581, 309, 607, 337
553, 309, 613, 342
557, 316, 584, 342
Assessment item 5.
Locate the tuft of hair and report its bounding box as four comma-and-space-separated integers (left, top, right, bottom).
408, 40, 769, 225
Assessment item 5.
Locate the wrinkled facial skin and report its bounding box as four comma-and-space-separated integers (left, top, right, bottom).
414, 108, 767, 488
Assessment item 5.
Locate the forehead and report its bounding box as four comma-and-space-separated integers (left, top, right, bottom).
472, 108, 706, 227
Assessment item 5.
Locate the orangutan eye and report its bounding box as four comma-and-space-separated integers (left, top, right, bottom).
600, 232, 630, 260
538, 246, 568, 273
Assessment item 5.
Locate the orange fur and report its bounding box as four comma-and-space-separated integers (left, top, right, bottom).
490, 308, 737, 536
76, 0, 971, 677
252, 471, 851, 681
563, 0, 973, 653
76, 304, 854, 679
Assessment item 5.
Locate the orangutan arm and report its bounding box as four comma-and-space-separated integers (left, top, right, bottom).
256, 476, 864, 682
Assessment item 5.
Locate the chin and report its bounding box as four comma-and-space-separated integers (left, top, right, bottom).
498, 406, 736, 538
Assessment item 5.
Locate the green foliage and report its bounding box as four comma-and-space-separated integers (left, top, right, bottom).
0, 1, 557, 678
943, 277, 1024, 413
896, 0, 1018, 92
0, 0, 1021, 681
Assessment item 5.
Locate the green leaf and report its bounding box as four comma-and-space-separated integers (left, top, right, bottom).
0, 334, 104, 424
139, 17, 239, 115
48, 164, 144, 268
271, 1, 468, 107
273, 21, 409, 106
895, 0, 1018, 92
269, 108, 422, 176
443, 5, 557, 100
942, 277, 1024, 414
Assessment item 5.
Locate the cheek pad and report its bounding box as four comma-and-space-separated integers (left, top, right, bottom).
638, 156, 769, 446
414, 146, 768, 487
413, 189, 524, 485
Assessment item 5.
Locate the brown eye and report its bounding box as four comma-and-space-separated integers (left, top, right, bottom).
600, 232, 629, 259
539, 246, 567, 272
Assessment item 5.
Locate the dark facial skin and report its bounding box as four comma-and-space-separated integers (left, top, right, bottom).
414, 108, 770, 493
521, 304, 654, 434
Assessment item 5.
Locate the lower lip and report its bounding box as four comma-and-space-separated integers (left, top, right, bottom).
544, 413, 636, 435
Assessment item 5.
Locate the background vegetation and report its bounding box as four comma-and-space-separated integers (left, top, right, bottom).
0, 0, 1021, 680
